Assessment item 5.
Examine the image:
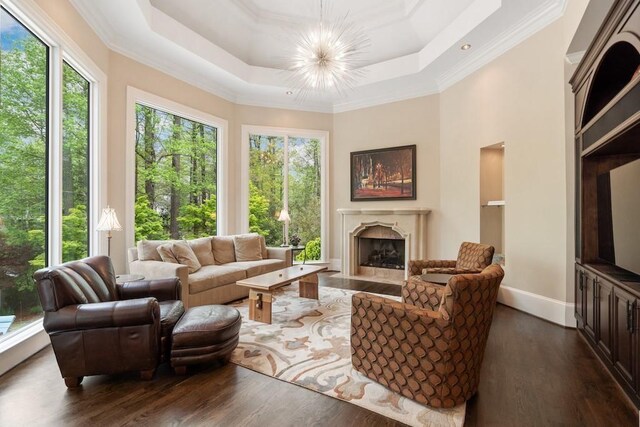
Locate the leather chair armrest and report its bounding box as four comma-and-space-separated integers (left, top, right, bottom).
43, 298, 160, 334
401, 277, 445, 310
118, 278, 181, 302
266, 247, 293, 266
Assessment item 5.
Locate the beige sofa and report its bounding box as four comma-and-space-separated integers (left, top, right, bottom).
128, 234, 292, 308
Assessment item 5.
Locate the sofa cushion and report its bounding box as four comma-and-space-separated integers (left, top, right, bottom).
188, 265, 247, 294
259, 235, 268, 259
188, 237, 215, 266
172, 241, 202, 273
212, 236, 236, 264
233, 234, 263, 262
138, 240, 174, 261
157, 243, 179, 264
225, 259, 285, 277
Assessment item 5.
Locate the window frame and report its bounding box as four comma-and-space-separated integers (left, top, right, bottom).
0, 0, 107, 373
125, 87, 229, 246
240, 125, 330, 262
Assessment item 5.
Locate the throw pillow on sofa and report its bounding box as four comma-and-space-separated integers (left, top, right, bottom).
234, 234, 263, 262
157, 243, 179, 263
171, 241, 202, 273
138, 239, 176, 261
212, 236, 236, 264
187, 237, 215, 266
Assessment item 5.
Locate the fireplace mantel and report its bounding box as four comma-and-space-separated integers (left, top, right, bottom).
338, 208, 431, 281
337, 208, 432, 216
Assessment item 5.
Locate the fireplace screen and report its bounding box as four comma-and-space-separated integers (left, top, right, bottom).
359, 237, 405, 270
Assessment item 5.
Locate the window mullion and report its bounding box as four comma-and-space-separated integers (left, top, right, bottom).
48, 46, 63, 266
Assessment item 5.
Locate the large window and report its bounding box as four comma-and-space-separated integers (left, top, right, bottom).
62, 62, 90, 262
134, 104, 218, 240
0, 5, 98, 346
0, 7, 48, 335
247, 130, 326, 262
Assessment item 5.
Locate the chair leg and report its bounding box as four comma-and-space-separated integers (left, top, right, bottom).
174, 365, 187, 375
140, 369, 155, 381
64, 376, 83, 388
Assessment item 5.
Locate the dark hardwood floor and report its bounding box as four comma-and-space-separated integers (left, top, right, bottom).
0, 274, 637, 426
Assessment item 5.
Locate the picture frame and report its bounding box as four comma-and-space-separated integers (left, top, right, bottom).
350, 144, 416, 201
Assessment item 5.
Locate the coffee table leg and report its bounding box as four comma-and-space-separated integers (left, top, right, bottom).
249, 289, 272, 324
299, 273, 319, 300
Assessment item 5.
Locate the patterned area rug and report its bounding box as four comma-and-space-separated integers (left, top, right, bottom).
229, 282, 465, 427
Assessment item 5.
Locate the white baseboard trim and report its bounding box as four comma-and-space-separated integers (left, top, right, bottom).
498, 285, 576, 328
0, 320, 50, 377
329, 258, 341, 272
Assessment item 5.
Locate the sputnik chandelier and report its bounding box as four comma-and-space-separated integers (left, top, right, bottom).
288, 0, 370, 95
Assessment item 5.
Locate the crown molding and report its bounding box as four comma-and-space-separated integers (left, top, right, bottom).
332, 84, 439, 113
436, 0, 566, 91
565, 50, 585, 65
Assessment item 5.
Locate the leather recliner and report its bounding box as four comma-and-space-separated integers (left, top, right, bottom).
34, 255, 184, 388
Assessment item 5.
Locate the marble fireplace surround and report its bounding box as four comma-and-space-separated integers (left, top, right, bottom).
337, 208, 431, 281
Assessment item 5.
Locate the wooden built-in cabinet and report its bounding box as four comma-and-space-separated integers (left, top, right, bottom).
571, 0, 640, 408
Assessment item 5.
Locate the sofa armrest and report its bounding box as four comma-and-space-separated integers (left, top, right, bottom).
408, 259, 456, 275
117, 278, 181, 302
129, 260, 190, 305
267, 246, 292, 266
43, 298, 160, 334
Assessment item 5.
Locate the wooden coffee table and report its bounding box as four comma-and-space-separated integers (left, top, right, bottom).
236, 265, 327, 324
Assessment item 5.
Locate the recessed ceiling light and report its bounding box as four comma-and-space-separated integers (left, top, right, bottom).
286, 90, 293, 95
461, 43, 471, 51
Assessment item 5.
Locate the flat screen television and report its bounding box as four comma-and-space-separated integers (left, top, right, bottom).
607, 157, 640, 277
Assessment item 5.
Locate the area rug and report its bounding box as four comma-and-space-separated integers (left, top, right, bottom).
229, 282, 465, 427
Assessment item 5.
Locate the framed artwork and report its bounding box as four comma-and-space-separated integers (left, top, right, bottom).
350, 144, 416, 201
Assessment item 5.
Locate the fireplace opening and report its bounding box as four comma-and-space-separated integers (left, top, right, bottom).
359, 237, 405, 270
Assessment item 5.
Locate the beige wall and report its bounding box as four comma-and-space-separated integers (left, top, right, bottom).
439, 7, 586, 302
332, 96, 441, 262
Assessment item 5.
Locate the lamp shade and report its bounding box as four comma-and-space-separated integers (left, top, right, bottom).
277, 209, 290, 222
96, 206, 122, 231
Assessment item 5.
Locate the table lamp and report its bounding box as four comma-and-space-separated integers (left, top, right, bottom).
96, 206, 122, 257
277, 209, 290, 247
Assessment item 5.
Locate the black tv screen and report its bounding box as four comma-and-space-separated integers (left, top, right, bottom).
609, 157, 640, 276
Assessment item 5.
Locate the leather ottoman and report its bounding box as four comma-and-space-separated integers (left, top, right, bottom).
170, 305, 241, 374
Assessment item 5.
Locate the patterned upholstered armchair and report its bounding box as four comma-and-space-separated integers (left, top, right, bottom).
407, 241, 494, 276
350, 264, 504, 408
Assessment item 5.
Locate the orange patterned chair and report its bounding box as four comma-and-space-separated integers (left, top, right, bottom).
407, 241, 494, 277
350, 264, 504, 408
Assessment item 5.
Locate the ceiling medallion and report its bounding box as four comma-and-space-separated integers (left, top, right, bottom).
288, 0, 370, 96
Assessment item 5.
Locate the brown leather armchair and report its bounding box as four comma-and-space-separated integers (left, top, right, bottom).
350, 264, 504, 408
34, 256, 184, 388
408, 241, 494, 276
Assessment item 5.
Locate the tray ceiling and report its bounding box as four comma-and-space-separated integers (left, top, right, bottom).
69, 0, 566, 112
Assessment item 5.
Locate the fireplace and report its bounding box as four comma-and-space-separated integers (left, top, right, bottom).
359, 238, 405, 270
337, 208, 431, 282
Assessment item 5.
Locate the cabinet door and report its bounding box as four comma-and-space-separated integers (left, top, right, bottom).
584, 272, 596, 342
613, 289, 636, 390
596, 277, 613, 361
575, 266, 585, 327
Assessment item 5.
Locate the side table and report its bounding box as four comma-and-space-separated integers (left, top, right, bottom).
115, 274, 145, 285
290, 245, 307, 264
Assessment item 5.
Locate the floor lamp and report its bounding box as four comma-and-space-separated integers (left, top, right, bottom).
278, 209, 290, 247
96, 206, 122, 257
